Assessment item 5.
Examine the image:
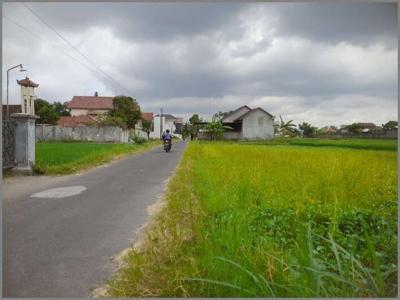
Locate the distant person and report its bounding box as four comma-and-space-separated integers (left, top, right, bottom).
162, 129, 172, 143
162, 129, 172, 152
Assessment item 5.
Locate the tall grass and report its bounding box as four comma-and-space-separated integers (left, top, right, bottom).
35, 140, 160, 175
107, 141, 397, 297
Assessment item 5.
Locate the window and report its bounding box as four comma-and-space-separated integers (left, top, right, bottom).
258, 117, 264, 126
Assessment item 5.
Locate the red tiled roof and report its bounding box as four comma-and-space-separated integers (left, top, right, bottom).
2, 104, 21, 116
57, 115, 96, 127
141, 112, 153, 121
17, 77, 39, 88
68, 96, 114, 110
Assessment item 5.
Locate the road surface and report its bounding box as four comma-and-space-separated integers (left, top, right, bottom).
3, 141, 187, 297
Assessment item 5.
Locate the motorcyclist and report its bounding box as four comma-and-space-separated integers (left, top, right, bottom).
162, 129, 172, 150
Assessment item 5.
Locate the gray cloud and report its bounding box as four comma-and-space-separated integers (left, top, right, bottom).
2, 2, 397, 127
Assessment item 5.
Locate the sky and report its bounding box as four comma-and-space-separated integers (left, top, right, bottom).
2, 2, 397, 126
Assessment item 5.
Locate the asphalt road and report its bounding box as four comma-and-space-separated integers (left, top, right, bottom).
3, 141, 187, 297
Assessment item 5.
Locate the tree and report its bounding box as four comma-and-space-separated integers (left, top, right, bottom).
141, 118, 152, 139
276, 115, 298, 137
298, 122, 317, 138
203, 116, 231, 140
382, 120, 398, 131
189, 114, 202, 140
34, 98, 58, 124
53, 101, 71, 117
345, 123, 362, 134
108, 96, 141, 129
96, 114, 127, 129
182, 123, 192, 140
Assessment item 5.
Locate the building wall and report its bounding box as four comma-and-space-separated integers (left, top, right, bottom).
242, 110, 274, 140
36, 124, 149, 143
151, 116, 176, 139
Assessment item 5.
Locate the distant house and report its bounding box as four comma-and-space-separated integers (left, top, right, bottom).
151, 113, 183, 138
2, 104, 22, 117
63, 94, 152, 128
200, 105, 275, 140
68, 95, 114, 117
319, 125, 338, 133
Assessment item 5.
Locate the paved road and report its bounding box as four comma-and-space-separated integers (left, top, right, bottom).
3, 141, 187, 297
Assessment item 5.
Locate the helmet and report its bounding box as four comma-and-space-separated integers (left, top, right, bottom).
166, 129, 170, 133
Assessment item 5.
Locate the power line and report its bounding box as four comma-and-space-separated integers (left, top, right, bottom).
4, 15, 114, 86
21, 3, 134, 96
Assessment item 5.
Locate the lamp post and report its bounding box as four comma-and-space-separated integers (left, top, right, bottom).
7, 64, 26, 120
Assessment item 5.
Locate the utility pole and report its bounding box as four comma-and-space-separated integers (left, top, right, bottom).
160, 108, 163, 140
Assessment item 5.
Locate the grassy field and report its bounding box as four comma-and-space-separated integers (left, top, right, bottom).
107, 139, 397, 297
248, 138, 397, 151
35, 140, 160, 175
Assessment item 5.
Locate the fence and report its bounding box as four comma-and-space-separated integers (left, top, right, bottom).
2, 121, 16, 169
35, 124, 148, 143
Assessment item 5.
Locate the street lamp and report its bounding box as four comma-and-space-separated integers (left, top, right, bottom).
7, 64, 27, 120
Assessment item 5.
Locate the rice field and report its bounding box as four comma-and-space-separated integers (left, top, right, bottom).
107, 140, 397, 297
35, 140, 159, 175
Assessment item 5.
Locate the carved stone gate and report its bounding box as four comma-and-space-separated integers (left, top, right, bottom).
2, 121, 16, 169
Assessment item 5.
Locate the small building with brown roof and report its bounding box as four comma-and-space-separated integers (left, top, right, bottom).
68, 95, 114, 117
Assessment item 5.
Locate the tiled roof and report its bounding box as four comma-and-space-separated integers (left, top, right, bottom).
17, 77, 39, 88
57, 115, 96, 127
68, 96, 114, 110
154, 113, 176, 119
141, 112, 153, 121
2, 104, 21, 116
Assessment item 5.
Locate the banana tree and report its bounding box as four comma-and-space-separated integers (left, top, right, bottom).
204, 116, 232, 140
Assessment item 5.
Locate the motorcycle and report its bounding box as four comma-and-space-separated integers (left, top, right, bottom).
163, 139, 172, 152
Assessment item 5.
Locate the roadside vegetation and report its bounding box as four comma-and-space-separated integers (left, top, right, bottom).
35, 140, 160, 175
107, 140, 397, 297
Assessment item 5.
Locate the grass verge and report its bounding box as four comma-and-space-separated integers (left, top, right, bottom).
34, 140, 161, 175
106, 141, 397, 297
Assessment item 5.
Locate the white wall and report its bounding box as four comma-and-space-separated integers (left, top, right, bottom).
21, 86, 36, 115
242, 110, 274, 140
151, 116, 176, 139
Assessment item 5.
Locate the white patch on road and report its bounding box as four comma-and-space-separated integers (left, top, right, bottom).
31, 186, 87, 198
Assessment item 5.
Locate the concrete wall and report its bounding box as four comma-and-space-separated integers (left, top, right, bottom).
36, 125, 148, 143
242, 110, 274, 140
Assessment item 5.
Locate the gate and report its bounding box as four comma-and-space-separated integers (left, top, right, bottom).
2, 121, 16, 169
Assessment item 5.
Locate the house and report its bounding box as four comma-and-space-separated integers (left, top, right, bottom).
62, 94, 152, 129
68, 95, 114, 117
319, 125, 338, 133
200, 105, 275, 140
150, 113, 183, 138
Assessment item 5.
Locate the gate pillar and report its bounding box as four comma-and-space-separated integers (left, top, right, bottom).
10, 113, 37, 174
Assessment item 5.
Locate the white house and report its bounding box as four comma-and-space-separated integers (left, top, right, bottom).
200, 105, 275, 140
150, 114, 182, 139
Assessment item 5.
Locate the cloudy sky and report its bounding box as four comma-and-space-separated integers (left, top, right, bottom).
2, 2, 397, 126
